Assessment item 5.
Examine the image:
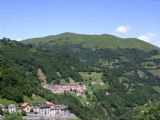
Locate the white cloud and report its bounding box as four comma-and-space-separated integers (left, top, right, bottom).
138, 33, 158, 42
115, 25, 130, 34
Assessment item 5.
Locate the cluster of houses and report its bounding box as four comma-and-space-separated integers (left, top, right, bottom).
43, 84, 86, 97
0, 101, 68, 117
0, 104, 16, 114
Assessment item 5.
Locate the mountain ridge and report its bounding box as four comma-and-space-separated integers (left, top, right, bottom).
22, 32, 160, 52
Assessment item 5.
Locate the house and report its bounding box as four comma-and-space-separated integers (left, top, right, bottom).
46, 101, 56, 116
15, 101, 69, 117
46, 101, 54, 106
52, 85, 64, 93
1, 101, 70, 117
37, 103, 51, 116
32, 105, 39, 113
20, 103, 31, 112
54, 104, 68, 115
8, 104, 16, 113
33, 102, 68, 116
50, 104, 56, 116
59, 104, 68, 115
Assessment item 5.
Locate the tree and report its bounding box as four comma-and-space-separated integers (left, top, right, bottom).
21, 110, 27, 116
151, 49, 159, 55
30, 108, 33, 113
3, 113, 22, 120
0, 108, 3, 115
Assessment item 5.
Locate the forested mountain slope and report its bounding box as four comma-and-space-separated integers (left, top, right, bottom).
1, 35, 160, 120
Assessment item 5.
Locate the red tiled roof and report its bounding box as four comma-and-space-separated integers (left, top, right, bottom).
46, 101, 54, 106
50, 105, 56, 109
20, 103, 28, 108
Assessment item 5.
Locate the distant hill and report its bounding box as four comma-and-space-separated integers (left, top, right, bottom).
23, 32, 160, 52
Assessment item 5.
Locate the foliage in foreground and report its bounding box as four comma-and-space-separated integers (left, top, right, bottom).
3, 113, 22, 120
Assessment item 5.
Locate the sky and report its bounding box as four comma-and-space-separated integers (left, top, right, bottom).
0, 0, 160, 47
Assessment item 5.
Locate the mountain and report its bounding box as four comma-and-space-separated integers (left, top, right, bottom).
23, 32, 160, 52
1, 35, 160, 120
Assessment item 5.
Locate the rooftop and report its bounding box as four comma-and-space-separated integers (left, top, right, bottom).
20, 103, 29, 108
37, 103, 50, 109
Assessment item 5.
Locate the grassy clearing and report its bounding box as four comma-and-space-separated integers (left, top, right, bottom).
0, 98, 15, 105
0, 44, 3, 48
85, 81, 110, 93
60, 79, 68, 85
149, 55, 160, 60
97, 59, 119, 69
79, 72, 110, 91
60, 78, 79, 86
68, 78, 79, 85
92, 83, 110, 90
23, 95, 47, 104
23, 96, 32, 103
28, 48, 37, 52
79, 72, 102, 82
152, 86, 160, 94
37, 68, 47, 83
148, 69, 160, 77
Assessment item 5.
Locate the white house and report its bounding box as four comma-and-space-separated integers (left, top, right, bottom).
55, 104, 68, 115
50, 105, 56, 116
20, 103, 31, 113
8, 104, 16, 113
34, 102, 68, 116
46, 101, 56, 116
37, 103, 51, 116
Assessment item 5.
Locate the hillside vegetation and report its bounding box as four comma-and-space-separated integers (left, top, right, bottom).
23, 32, 159, 52
0, 35, 160, 120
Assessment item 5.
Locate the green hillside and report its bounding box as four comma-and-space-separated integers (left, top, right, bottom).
23, 32, 159, 51
1, 37, 160, 120
130, 100, 160, 119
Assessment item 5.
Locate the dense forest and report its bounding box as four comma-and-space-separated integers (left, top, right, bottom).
0, 34, 160, 120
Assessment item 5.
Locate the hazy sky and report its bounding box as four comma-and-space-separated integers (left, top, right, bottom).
0, 0, 159, 47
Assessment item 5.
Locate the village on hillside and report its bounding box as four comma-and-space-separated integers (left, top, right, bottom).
38, 68, 87, 99
43, 84, 87, 98
0, 101, 76, 120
